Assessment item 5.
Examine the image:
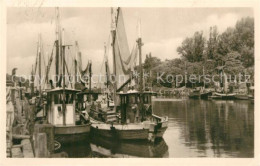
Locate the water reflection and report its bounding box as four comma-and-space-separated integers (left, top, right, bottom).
153, 99, 254, 157
90, 137, 169, 158
58, 141, 92, 158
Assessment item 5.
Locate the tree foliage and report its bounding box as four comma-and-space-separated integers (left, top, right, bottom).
143, 17, 254, 89
177, 31, 206, 62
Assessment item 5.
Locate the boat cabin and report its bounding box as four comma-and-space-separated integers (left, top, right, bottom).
118, 90, 156, 124
46, 88, 80, 126
77, 89, 101, 112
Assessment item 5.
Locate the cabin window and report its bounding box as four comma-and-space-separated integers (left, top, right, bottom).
93, 94, 98, 101
130, 95, 135, 104
143, 95, 151, 104
54, 93, 74, 104
66, 93, 74, 104
54, 94, 62, 104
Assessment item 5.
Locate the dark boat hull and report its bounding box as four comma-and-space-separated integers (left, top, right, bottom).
91, 123, 149, 140
188, 95, 200, 99
200, 92, 212, 99
54, 124, 91, 143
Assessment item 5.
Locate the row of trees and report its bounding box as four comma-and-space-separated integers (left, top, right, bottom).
143, 17, 254, 88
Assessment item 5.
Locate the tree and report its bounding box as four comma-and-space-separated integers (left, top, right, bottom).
177, 31, 206, 62
224, 51, 244, 77
143, 52, 161, 71
234, 17, 254, 67
206, 26, 219, 60
217, 17, 254, 68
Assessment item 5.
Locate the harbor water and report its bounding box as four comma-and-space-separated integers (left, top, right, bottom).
57, 99, 254, 158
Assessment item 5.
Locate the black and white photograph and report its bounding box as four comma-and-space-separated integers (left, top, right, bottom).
1, 0, 259, 164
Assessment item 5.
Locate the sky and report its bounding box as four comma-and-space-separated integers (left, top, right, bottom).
7, 7, 254, 76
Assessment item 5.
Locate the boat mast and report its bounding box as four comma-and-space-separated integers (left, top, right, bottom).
38, 34, 42, 97
137, 20, 144, 121
61, 28, 66, 125
203, 65, 205, 89
74, 41, 78, 89
104, 43, 110, 107
31, 65, 34, 96
89, 60, 92, 92
111, 7, 120, 108
55, 7, 60, 87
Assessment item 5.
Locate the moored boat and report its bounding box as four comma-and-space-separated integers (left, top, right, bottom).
46, 88, 91, 144
200, 91, 212, 99
188, 90, 200, 99
234, 94, 249, 100
211, 92, 236, 100
89, 90, 168, 141
85, 7, 168, 141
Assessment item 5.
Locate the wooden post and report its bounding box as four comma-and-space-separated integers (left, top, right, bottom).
11, 147, 23, 158
35, 133, 49, 158
21, 139, 34, 158
34, 124, 54, 153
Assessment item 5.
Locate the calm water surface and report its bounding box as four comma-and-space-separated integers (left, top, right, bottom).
58, 99, 254, 158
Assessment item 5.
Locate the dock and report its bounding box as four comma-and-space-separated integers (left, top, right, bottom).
6, 86, 65, 158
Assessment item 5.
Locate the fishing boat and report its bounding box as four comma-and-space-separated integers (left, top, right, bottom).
211, 92, 236, 100
46, 88, 90, 143
210, 66, 236, 100
200, 91, 212, 99
39, 8, 90, 143
188, 89, 200, 99
88, 7, 168, 141
234, 94, 249, 100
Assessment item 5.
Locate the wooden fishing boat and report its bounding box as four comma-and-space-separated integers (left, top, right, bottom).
46, 88, 91, 144
44, 8, 90, 144
200, 91, 212, 99
85, 8, 168, 141
188, 90, 200, 99
89, 90, 168, 141
211, 92, 236, 100
234, 94, 249, 100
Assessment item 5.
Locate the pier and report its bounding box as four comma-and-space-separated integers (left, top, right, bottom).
6, 86, 64, 158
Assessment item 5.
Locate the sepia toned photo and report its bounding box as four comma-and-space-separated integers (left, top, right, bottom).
2, 1, 258, 162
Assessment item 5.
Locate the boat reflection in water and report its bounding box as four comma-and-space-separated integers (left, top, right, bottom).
90, 136, 169, 158
57, 141, 92, 158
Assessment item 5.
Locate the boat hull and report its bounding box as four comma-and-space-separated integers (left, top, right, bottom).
149, 115, 168, 138
211, 93, 236, 100
189, 90, 200, 99
234, 94, 249, 100
54, 124, 91, 143
188, 95, 200, 99
200, 92, 212, 99
91, 123, 149, 140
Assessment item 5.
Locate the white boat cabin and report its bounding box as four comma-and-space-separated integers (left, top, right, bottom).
46, 88, 80, 126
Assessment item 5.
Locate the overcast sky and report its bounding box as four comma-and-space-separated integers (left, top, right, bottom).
7, 7, 253, 76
